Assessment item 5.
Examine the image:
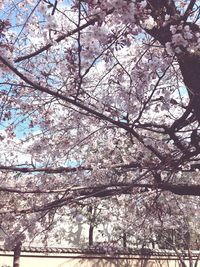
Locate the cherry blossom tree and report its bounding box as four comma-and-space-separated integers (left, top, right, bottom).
0, 0, 200, 249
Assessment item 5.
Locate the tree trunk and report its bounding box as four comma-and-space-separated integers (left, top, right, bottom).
145, 0, 200, 124
13, 242, 22, 267
89, 224, 94, 246
88, 206, 94, 246
123, 232, 127, 249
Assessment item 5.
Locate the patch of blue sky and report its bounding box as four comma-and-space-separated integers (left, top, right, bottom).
0, 112, 41, 139
175, 0, 200, 19
0, 79, 41, 137
66, 159, 83, 167
177, 85, 189, 100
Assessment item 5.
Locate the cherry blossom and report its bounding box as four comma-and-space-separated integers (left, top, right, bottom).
0, 0, 200, 253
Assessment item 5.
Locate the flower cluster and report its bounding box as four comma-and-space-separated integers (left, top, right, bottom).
166, 23, 200, 55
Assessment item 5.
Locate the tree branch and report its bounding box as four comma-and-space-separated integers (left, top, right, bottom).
0, 55, 164, 161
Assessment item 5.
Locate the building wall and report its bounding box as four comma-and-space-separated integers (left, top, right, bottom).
0, 252, 200, 267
